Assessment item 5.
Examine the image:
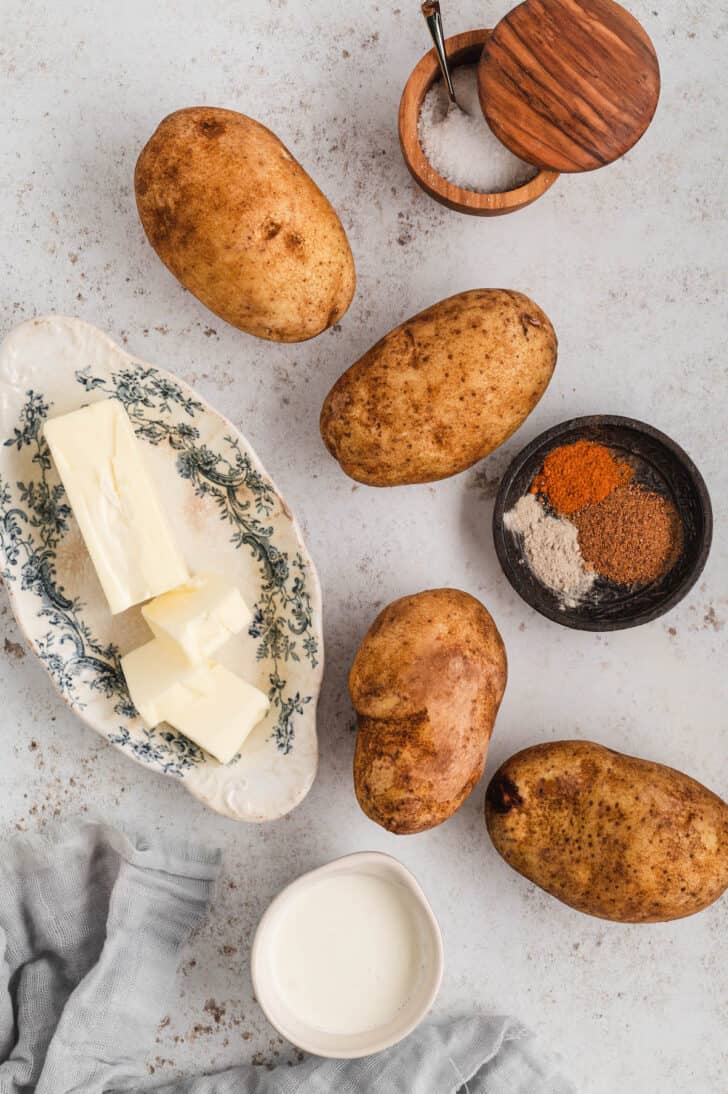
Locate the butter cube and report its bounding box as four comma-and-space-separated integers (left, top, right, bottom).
44, 400, 189, 615
142, 573, 252, 664
161, 664, 270, 764
121, 640, 270, 764
121, 639, 211, 727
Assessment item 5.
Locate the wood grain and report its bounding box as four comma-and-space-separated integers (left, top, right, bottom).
478, 0, 660, 173
398, 29, 559, 216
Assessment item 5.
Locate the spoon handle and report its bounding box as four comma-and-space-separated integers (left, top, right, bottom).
421, 1, 457, 103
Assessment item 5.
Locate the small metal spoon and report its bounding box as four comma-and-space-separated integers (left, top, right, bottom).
421, 1, 467, 113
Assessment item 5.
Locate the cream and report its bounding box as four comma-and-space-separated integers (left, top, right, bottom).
269, 872, 419, 1035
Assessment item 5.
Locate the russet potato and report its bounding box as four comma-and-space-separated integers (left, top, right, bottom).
135, 107, 355, 342
320, 289, 557, 486
351, 589, 507, 834
485, 740, 728, 922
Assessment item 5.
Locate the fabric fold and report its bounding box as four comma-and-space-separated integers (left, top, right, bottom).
0, 824, 221, 1094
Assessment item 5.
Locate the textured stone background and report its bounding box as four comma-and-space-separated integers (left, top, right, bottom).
1, 1, 726, 1089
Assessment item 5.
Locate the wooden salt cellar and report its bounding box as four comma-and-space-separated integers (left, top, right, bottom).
399, 0, 660, 216
399, 29, 559, 216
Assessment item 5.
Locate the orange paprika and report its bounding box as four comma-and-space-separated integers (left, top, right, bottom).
530, 439, 633, 514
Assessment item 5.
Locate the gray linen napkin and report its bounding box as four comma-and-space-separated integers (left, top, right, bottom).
0, 824, 576, 1094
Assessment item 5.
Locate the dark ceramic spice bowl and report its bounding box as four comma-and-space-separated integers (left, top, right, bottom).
493, 416, 713, 631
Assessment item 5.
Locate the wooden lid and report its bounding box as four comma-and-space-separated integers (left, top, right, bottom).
477, 0, 660, 173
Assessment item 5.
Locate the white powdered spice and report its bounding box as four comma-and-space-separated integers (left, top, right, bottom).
503, 494, 596, 608
418, 65, 538, 193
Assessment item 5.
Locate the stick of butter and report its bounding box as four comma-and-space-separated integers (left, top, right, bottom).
122, 639, 270, 764
44, 400, 189, 615
142, 573, 252, 664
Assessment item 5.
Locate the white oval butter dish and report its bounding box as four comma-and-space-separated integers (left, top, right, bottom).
251, 851, 444, 1059
0, 316, 323, 822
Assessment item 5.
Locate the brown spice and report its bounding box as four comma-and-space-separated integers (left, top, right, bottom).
531, 439, 633, 514
574, 485, 683, 586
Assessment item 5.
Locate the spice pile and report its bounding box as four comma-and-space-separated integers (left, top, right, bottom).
504, 439, 684, 608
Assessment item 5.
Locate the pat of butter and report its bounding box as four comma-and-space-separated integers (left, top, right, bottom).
122, 639, 270, 764
161, 663, 270, 764
44, 400, 189, 615
142, 573, 252, 663
121, 639, 208, 727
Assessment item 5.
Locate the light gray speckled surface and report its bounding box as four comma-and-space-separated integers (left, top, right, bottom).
1, 1, 726, 1090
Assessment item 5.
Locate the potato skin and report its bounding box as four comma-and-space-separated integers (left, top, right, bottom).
351, 589, 507, 834
320, 289, 556, 486
485, 741, 728, 923
135, 107, 355, 342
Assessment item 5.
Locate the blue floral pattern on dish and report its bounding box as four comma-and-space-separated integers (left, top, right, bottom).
0, 364, 319, 775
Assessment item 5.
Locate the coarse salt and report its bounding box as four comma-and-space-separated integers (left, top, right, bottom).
418, 65, 537, 194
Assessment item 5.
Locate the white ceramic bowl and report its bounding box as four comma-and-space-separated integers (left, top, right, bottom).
251, 851, 444, 1058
